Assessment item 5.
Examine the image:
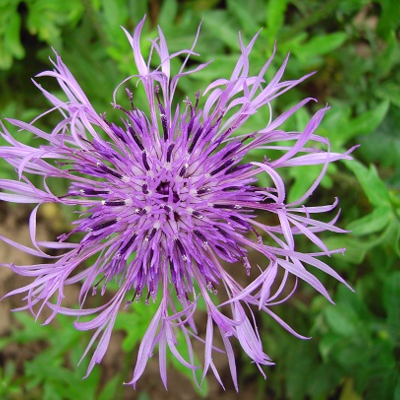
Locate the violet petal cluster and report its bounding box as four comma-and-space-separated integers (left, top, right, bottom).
0, 17, 353, 390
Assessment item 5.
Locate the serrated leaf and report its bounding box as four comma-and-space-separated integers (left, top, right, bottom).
325, 236, 368, 264
348, 100, 390, 138
114, 302, 159, 352
326, 100, 390, 146
26, 0, 84, 46
347, 206, 391, 236
12, 312, 55, 343
345, 161, 391, 207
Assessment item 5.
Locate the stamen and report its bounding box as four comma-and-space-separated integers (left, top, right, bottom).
213, 204, 236, 209
221, 142, 242, 160
192, 210, 203, 219
80, 188, 110, 195
142, 152, 150, 171
225, 163, 250, 175
102, 200, 126, 206
216, 244, 231, 258
175, 239, 187, 260
128, 126, 144, 151
179, 163, 188, 177
230, 215, 249, 228
194, 230, 208, 245
188, 126, 203, 154
197, 187, 211, 195
210, 159, 235, 176
160, 114, 168, 140
92, 219, 118, 232
145, 228, 157, 241
126, 88, 134, 110
135, 208, 147, 216
187, 115, 195, 137
222, 186, 241, 192
155, 87, 168, 140
120, 234, 137, 254
97, 163, 123, 179
166, 143, 175, 162
214, 226, 234, 241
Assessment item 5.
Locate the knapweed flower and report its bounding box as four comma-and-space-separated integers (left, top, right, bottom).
0, 17, 353, 390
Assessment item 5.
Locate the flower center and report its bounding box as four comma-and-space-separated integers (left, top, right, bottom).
155, 180, 180, 203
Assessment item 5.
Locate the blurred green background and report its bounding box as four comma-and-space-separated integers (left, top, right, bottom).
0, 0, 399, 399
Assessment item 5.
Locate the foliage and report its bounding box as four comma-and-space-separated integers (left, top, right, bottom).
0, 0, 399, 398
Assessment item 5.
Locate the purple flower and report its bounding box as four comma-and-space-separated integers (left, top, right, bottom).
0, 17, 354, 390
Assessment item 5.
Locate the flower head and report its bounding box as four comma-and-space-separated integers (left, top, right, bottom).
0, 17, 353, 390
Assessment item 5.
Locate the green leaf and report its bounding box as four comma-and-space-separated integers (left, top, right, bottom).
0, 337, 11, 352
202, 11, 241, 51
0, 1, 25, 69
288, 163, 334, 203
227, 0, 261, 35
347, 206, 392, 236
347, 100, 390, 138
375, 30, 399, 79
375, 81, 400, 109
394, 375, 400, 400
265, 0, 288, 45
377, 0, 400, 39
324, 305, 361, 337
102, 0, 129, 31
288, 165, 322, 203
26, 0, 84, 46
158, 0, 178, 29
382, 271, 400, 339
325, 100, 390, 146
12, 312, 56, 343
345, 161, 391, 207
98, 376, 120, 400
4, 9, 24, 59
339, 377, 363, 400
358, 105, 400, 168
114, 301, 159, 352
292, 32, 347, 61
0, 362, 20, 395
169, 330, 209, 397
319, 333, 342, 361
325, 236, 368, 264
